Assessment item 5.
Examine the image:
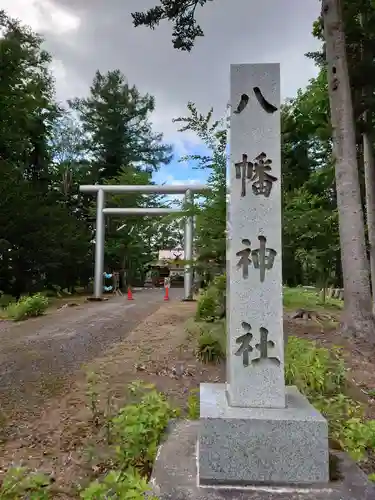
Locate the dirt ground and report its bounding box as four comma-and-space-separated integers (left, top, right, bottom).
0, 298, 224, 497
0, 300, 374, 496
0, 288, 182, 420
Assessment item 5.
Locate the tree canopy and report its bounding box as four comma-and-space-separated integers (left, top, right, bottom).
4, 1, 375, 342
137, 0, 375, 342
0, 9, 178, 297
132, 0, 213, 51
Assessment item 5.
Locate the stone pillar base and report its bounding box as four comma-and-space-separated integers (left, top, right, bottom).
199, 383, 329, 485
151, 420, 375, 500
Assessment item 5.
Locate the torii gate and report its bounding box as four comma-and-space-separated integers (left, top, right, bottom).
79, 184, 209, 300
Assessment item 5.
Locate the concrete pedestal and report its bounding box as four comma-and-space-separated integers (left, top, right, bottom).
150, 420, 375, 500
199, 384, 329, 485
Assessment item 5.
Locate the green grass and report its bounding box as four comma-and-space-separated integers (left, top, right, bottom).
188, 315, 375, 464
5, 293, 49, 321
283, 286, 343, 311
0, 289, 91, 320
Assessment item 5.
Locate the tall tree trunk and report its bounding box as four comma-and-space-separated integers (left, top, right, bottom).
363, 122, 375, 313
360, 13, 375, 313
322, 0, 375, 344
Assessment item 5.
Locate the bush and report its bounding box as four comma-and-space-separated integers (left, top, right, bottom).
80, 468, 158, 500
190, 312, 375, 464
0, 466, 52, 498
338, 417, 375, 461
313, 394, 364, 445
196, 330, 223, 363
5, 293, 49, 321
195, 321, 226, 364
196, 273, 226, 321
187, 388, 199, 419
111, 382, 177, 472
212, 273, 226, 292
285, 335, 375, 461
196, 287, 217, 321
80, 381, 177, 499
285, 336, 346, 397
212, 273, 226, 316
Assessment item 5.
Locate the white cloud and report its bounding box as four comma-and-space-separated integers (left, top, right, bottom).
164, 175, 203, 186
150, 98, 204, 152
2, 0, 83, 107
2, 0, 322, 177
151, 173, 206, 205
1, 0, 80, 35
172, 137, 200, 163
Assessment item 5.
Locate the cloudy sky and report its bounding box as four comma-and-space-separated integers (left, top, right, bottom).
2, 0, 321, 186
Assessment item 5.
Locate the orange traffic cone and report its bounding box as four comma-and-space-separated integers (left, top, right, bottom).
164, 287, 169, 301
127, 286, 134, 300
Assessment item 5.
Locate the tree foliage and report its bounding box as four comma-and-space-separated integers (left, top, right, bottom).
69, 70, 173, 182
5, 1, 375, 342
173, 103, 226, 271
133, 0, 375, 342
175, 82, 340, 288
0, 10, 176, 296
132, 0, 213, 51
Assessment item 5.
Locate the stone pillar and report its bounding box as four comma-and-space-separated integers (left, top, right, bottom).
226, 63, 284, 408
198, 63, 329, 486
184, 189, 194, 300
94, 188, 105, 299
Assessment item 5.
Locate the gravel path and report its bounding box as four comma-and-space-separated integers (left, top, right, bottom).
0, 288, 183, 416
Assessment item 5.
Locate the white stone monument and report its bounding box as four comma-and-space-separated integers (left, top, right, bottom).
198, 63, 329, 485
227, 63, 284, 409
